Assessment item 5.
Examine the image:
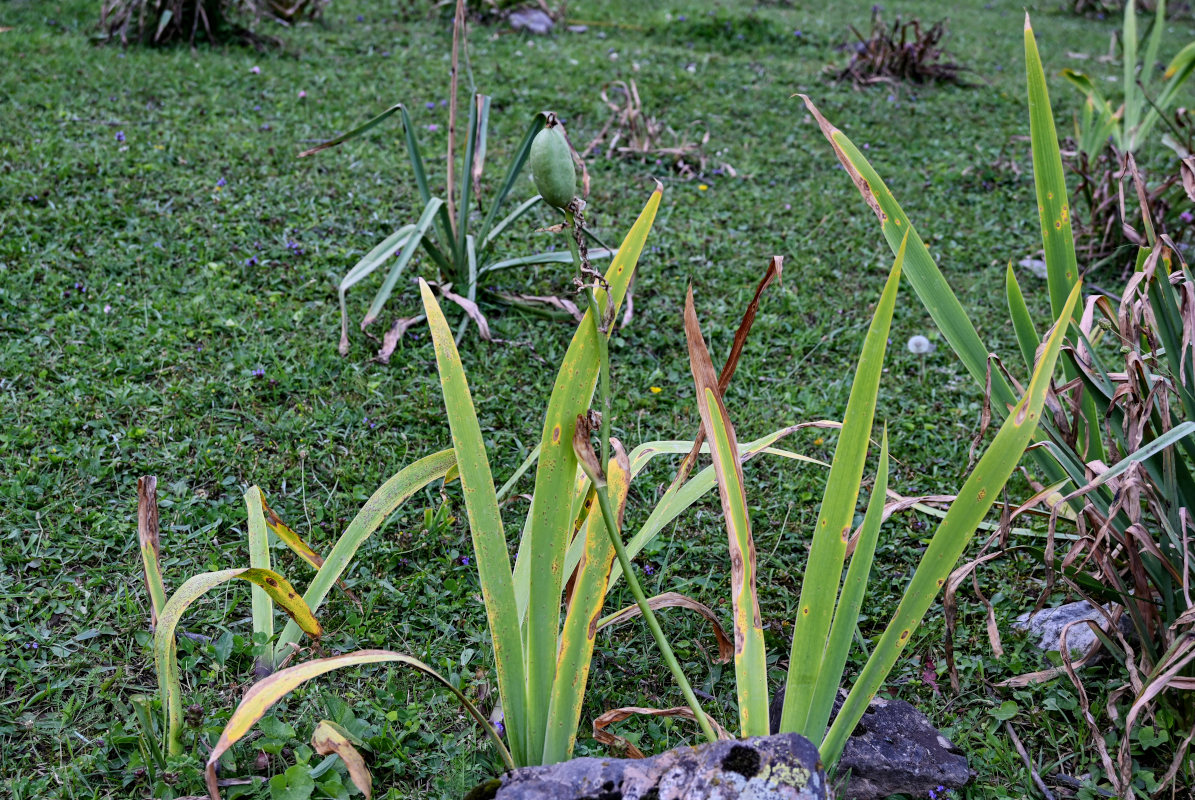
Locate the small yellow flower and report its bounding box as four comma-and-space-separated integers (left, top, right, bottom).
649, 386, 662, 394
813, 437, 824, 446
698, 184, 709, 191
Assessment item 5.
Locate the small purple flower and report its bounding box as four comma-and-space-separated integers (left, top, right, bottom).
103, 304, 112, 314
458, 556, 471, 566
24, 641, 38, 649
643, 564, 656, 576
793, 29, 802, 37
253, 104, 261, 111
677, 14, 686, 21
250, 65, 261, 74
217, 177, 226, 188
196, 344, 203, 352
495, 720, 505, 736
115, 131, 125, 142
381, 51, 391, 57
426, 124, 438, 132
356, 14, 364, 21
252, 368, 265, 378
1181, 210, 1194, 224
440, 99, 449, 107
712, 168, 724, 176
245, 256, 258, 267
426, 101, 436, 110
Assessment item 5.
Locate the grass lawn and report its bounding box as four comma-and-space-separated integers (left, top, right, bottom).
2, 0, 1189, 797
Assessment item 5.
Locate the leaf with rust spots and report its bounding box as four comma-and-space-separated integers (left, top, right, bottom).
685, 286, 769, 737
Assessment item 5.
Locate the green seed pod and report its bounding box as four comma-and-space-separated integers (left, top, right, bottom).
529, 124, 576, 210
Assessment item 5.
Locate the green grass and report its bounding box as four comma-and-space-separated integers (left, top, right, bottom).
1, 1, 1189, 798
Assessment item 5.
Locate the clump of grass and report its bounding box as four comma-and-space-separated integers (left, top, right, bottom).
833, 10, 968, 88
579, 80, 736, 181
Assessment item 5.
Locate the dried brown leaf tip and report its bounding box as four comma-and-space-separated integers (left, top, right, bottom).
572, 411, 606, 486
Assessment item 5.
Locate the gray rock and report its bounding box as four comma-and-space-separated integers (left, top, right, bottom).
508, 8, 554, 35
769, 689, 970, 800
832, 697, 970, 800
486, 734, 826, 800
1014, 600, 1130, 655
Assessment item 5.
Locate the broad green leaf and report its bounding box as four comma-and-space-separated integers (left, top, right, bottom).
542, 445, 629, 764
821, 281, 1084, 767
1005, 264, 1041, 375
204, 650, 512, 800
1124, 1, 1141, 145
1142, 0, 1166, 96
274, 449, 455, 659
420, 278, 528, 766
781, 233, 903, 737
798, 95, 1087, 496
246, 487, 274, 675
799, 96, 1013, 405
1026, 14, 1105, 464
519, 188, 660, 764
457, 95, 485, 260
157, 568, 320, 757
806, 429, 889, 745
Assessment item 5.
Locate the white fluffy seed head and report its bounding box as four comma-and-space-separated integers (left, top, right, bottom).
907, 335, 935, 355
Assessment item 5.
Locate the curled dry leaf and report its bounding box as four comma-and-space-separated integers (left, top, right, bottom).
599, 592, 734, 664
1181, 157, 1195, 203
592, 706, 732, 759
311, 720, 372, 800
572, 411, 606, 487
376, 316, 425, 364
